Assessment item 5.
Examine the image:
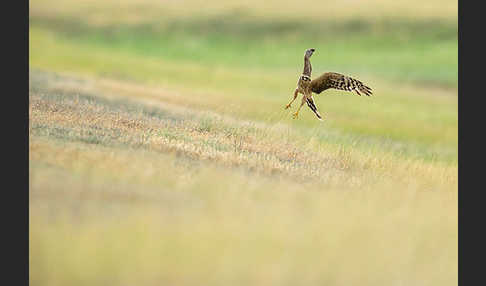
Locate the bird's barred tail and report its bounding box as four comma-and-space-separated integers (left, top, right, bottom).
306, 97, 322, 120
329, 76, 373, 96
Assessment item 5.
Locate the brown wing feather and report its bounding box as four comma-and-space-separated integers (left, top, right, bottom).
310, 72, 373, 96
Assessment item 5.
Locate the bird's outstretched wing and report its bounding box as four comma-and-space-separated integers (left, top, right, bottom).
310, 72, 372, 96
305, 96, 322, 120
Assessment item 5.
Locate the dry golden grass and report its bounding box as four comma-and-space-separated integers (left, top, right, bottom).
30, 71, 456, 191
30, 70, 456, 285
30, 138, 457, 286
30, 0, 457, 25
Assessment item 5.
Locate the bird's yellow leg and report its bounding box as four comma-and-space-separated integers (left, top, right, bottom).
292, 97, 306, 119
285, 88, 299, 109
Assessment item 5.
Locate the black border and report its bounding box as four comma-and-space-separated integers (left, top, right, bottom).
459, 1, 481, 285
6, 0, 29, 284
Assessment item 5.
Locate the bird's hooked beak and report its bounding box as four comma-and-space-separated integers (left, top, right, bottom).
305, 48, 315, 58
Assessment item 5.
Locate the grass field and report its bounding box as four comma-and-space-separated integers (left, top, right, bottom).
29, 1, 457, 285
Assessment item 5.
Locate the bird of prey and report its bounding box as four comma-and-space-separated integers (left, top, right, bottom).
285, 48, 372, 120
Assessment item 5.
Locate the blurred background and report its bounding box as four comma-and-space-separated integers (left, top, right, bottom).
29, 0, 457, 285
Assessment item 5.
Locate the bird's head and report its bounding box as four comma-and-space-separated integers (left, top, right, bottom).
305, 48, 315, 58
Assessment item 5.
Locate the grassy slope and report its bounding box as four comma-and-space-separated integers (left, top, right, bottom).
30, 71, 456, 286
30, 27, 458, 162
29, 0, 457, 285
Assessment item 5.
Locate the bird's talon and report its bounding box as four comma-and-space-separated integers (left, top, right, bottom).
292, 113, 299, 119
285, 104, 291, 109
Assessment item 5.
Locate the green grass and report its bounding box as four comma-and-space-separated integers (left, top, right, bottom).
29, 1, 457, 285
29, 28, 458, 163
30, 14, 457, 88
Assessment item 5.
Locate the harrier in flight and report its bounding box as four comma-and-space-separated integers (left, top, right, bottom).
285, 48, 372, 120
